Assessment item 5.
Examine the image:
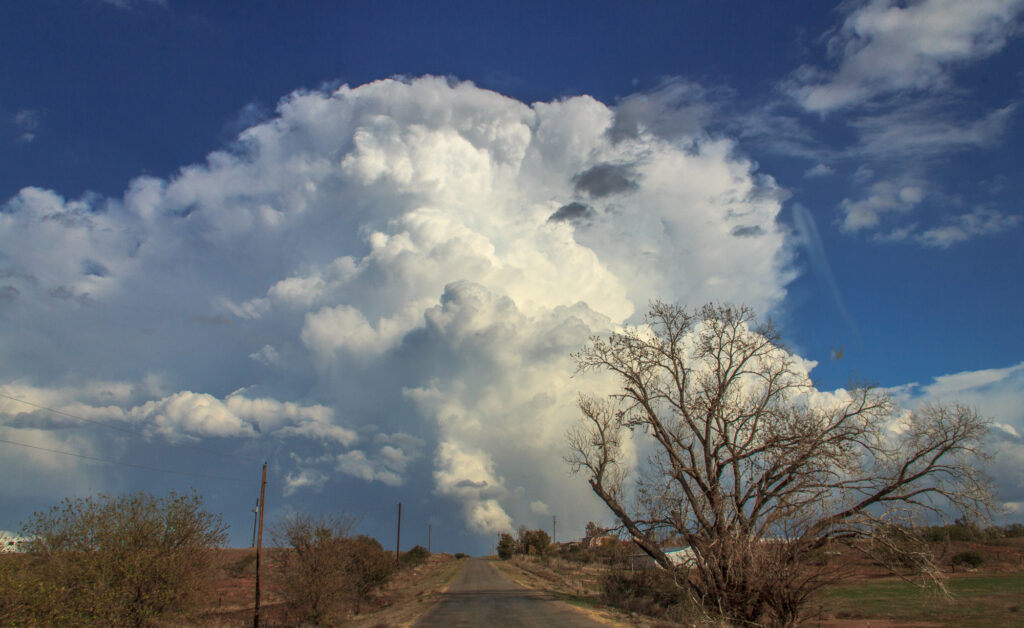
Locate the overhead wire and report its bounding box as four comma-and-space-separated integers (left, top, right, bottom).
0, 437, 252, 483
0, 392, 263, 463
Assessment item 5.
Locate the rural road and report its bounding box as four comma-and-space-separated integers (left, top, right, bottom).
413, 558, 611, 627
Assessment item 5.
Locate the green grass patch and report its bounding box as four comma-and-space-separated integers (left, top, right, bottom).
549, 590, 602, 610
818, 574, 1024, 627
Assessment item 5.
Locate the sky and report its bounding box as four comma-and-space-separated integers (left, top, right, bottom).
1, 0, 1023, 555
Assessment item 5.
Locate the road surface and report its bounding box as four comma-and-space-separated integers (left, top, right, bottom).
413, 558, 610, 627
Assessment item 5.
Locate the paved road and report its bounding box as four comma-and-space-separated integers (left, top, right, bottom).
413, 558, 609, 627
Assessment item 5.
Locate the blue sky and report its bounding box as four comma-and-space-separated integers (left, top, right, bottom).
2, 0, 1023, 554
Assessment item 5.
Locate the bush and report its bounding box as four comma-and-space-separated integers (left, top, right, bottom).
600, 567, 695, 622
345, 536, 394, 613
454, 552, 469, 559
951, 550, 984, 568
273, 513, 353, 625
2, 490, 226, 627
1005, 523, 1024, 538
272, 513, 393, 623
400, 544, 430, 568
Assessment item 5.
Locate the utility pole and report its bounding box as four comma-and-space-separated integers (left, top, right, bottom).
395, 502, 402, 566
428, 524, 432, 553
553, 515, 557, 544
252, 462, 267, 628
251, 498, 259, 548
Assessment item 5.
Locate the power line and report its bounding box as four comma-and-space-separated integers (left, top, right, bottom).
0, 437, 252, 483
0, 392, 262, 463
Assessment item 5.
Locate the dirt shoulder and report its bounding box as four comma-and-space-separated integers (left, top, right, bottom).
491, 556, 657, 627
347, 554, 465, 628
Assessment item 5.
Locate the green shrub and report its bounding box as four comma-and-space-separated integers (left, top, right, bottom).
497, 533, 515, 560
454, 552, 469, 559
951, 551, 984, 568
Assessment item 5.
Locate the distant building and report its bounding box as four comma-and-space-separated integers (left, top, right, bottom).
583, 534, 620, 549
0, 534, 29, 553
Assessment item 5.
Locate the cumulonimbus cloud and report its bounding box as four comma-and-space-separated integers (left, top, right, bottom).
0, 76, 796, 537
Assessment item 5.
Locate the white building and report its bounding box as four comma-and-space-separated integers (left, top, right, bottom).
0, 533, 29, 553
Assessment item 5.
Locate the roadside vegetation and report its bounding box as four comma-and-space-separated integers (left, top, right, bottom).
0, 490, 227, 627
494, 520, 1024, 627
0, 492, 459, 627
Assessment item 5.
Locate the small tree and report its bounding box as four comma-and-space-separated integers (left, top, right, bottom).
344, 535, 393, 613
567, 302, 993, 627
12, 490, 227, 627
585, 521, 607, 542
272, 512, 357, 625
515, 527, 551, 557
497, 533, 515, 559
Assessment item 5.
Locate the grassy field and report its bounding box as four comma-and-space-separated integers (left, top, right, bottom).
814, 573, 1024, 627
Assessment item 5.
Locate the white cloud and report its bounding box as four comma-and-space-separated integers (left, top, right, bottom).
336, 450, 402, 487
851, 104, 1018, 160
530, 500, 550, 515
839, 180, 926, 232
283, 468, 328, 496
0, 76, 796, 539
915, 207, 1022, 247
790, 0, 1024, 112
11, 110, 39, 143
890, 361, 1024, 513
804, 163, 835, 178
249, 345, 280, 366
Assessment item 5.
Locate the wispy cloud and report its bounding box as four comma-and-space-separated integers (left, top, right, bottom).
98, 0, 167, 9
11, 110, 39, 143
788, 0, 1024, 113
915, 207, 1022, 247
851, 103, 1017, 161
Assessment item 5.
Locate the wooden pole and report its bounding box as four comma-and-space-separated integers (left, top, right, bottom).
395, 502, 402, 566
251, 498, 259, 548
428, 523, 432, 553
253, 462, 267, 628
553, 515, 556, 544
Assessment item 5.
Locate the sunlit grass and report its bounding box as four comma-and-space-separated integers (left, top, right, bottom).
817, 574, 1024, 626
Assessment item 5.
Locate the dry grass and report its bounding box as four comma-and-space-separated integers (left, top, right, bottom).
492, 557, 664, 627
491, 539, 1024, 628
346, 554, 464, 628
192, 551, 463, 627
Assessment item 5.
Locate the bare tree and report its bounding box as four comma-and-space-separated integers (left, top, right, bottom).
566, 302, 993, 627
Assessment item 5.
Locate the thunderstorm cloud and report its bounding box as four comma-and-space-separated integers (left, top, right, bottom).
0, 77, 795, 536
